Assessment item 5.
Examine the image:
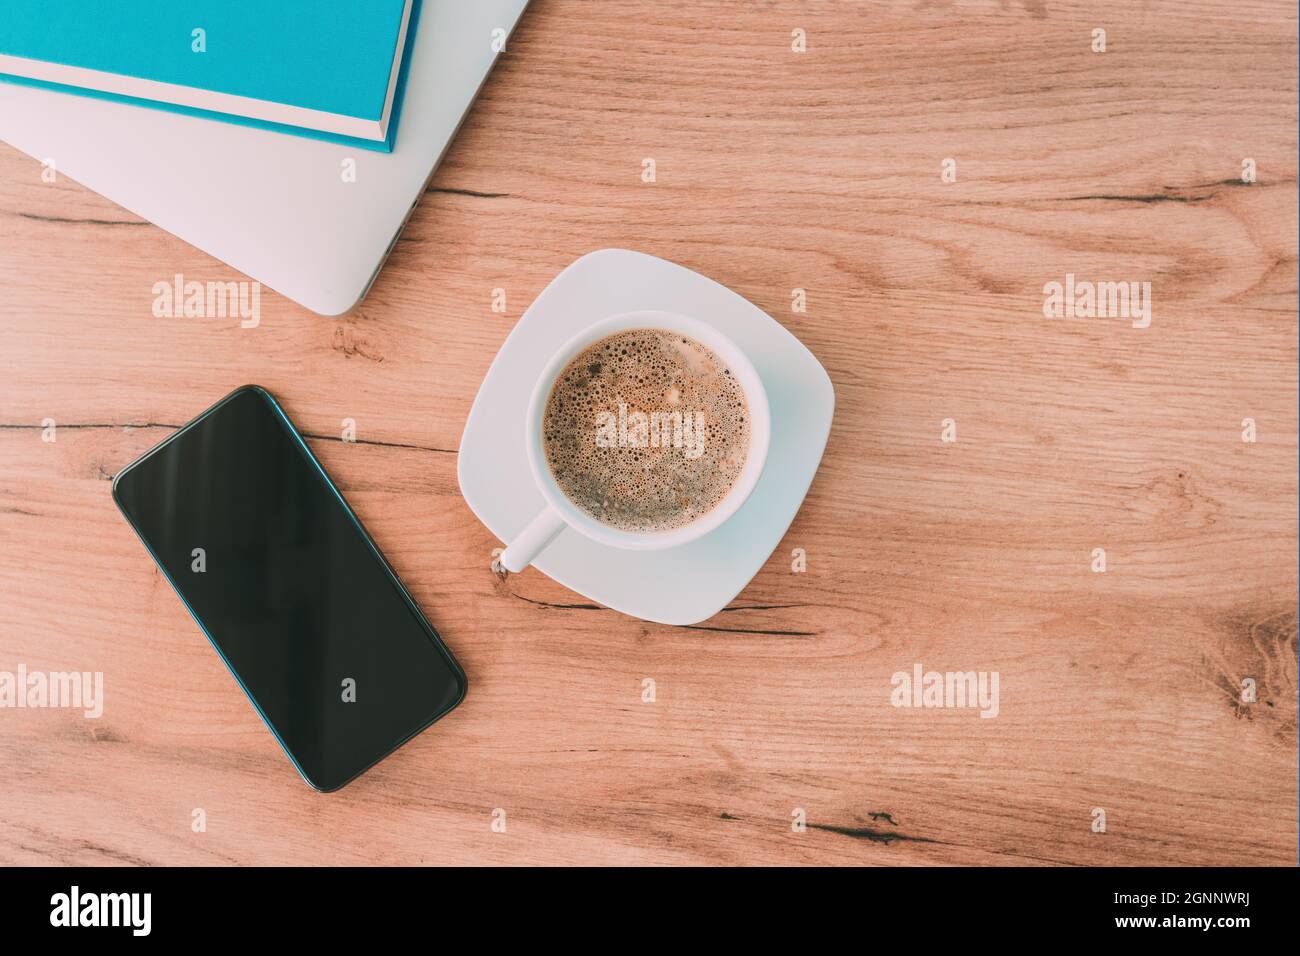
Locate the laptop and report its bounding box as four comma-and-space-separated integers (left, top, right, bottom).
0, 0, 531, 316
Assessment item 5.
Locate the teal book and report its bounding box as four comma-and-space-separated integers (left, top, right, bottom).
0, 0, 422, 152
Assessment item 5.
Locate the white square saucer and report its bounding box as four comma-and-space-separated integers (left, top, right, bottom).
457, 249, 835, 625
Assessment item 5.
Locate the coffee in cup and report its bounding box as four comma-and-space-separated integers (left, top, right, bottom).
498, 309, 770, 574
541, 328, 750, 533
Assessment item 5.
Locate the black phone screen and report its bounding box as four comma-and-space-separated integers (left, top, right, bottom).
112, 385, 466, 791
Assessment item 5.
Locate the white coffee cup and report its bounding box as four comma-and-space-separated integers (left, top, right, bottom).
499, 309, 771, 572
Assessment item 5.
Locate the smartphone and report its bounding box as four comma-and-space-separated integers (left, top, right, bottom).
112, 385, 466, 791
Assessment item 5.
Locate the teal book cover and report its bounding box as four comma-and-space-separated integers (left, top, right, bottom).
0, 0, 422, 152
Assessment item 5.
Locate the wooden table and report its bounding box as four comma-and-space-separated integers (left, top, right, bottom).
1, 0, 1295, 866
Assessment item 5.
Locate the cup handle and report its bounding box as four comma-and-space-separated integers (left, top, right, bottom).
499, 506, 567, 572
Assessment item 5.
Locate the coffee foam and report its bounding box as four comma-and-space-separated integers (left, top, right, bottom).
542, 328, 751, 533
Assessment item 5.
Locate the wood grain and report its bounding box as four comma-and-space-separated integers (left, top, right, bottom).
0, 0, 1295, 866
